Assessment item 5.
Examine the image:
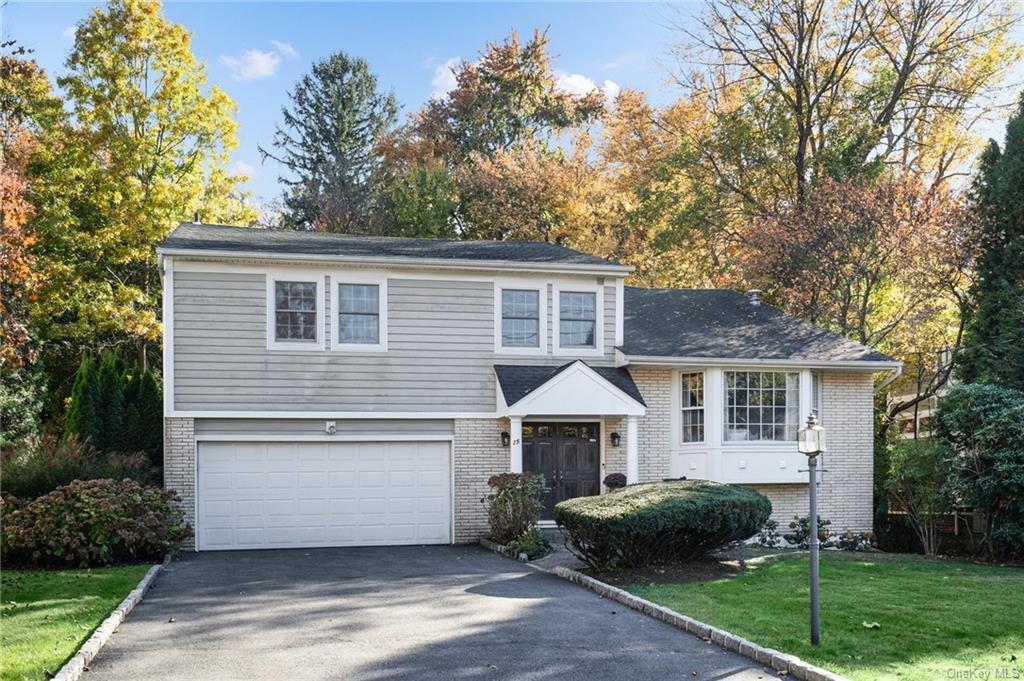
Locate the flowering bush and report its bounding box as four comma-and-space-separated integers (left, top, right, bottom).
603, 472, 627, 490
486, 472, 546, 544
834, 530, 876, 552
755, 519, 782, 547
784, 515, 834, 548
1, 479, 191, 567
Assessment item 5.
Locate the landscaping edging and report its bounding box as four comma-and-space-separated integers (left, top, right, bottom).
550, 565, 849, 681
478, 537, 529, 562
51, 553, 171, 681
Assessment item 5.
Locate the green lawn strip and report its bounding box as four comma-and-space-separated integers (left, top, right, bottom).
0, 564, 151, 681
623, 552, 1024, 681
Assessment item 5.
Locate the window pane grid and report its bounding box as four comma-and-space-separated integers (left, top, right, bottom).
680, 372, 704, 443
338, 284, 379, 344
559, 291, 596, 348
501, 289, 539, 347
274, 282, 317, 342
724, 371, 799, 441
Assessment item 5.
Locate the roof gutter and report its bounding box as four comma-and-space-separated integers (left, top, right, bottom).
873, 363, 903, 394
155, 246, 635, 277
618, 351, 902, 372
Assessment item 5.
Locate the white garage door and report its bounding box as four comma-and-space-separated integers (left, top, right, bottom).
197, 440, 451, 550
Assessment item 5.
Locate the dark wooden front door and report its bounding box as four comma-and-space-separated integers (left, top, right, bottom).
522, 422, 601, 519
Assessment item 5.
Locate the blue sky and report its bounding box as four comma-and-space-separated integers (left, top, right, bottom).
3, 2, 1021, 203
3, 1, 700, 201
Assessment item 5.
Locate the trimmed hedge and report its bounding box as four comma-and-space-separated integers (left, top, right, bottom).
554, 479, 771, 570
1, 479, 192, 567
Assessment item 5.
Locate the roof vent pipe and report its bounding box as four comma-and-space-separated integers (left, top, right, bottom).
746, 289, 763, 307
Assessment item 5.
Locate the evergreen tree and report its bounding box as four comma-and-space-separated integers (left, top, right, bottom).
960, 94, 1024, 390
94, 352, 126, 453
260, 52, 398, 232
63, 355, 101, 446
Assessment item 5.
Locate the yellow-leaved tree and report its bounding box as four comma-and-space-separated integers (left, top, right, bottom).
30, 0, 256, 375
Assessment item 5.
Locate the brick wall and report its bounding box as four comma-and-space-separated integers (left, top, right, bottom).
164, 417, 196, 550
631, 368, 672, 482
452, 418, 509, 543
750, 372, 875, 533
604, 416, 627, 480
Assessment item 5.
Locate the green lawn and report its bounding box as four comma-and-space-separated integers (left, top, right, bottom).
0, 565, 151, 681
625, 552, 1024, 681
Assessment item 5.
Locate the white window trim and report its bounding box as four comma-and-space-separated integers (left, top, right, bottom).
330, 272, 388, 353
266, 271, 326, 351
720, 368, 809, 446
552, 283, 604, 357
670, 370, 706, 448
494, 281, 548, 356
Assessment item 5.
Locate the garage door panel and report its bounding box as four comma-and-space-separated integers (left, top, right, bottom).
198, 439, 451, 550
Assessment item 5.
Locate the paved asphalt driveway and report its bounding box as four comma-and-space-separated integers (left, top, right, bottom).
87, 545, 769, 680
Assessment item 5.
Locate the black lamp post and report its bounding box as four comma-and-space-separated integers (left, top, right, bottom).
798, 410, 826, 645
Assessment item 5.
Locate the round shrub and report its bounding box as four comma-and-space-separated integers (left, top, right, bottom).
1, 479, 192, 567
554, 479, 771, 570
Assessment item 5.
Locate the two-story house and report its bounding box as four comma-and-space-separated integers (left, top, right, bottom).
159, 223, 899, 550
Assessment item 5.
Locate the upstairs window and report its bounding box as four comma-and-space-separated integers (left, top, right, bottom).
337, 283, 380, 344
274, 281, 318, 342
724, 371, 800, 442
501, 289, 540, 348
559, 291, 596, 348
680, 372, 705, 443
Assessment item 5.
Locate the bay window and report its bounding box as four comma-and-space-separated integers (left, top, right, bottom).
724, 371, 800, 442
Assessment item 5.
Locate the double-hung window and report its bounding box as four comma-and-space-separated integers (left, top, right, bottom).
559, 291, 597, 349
338, 284, 380, 344
501, 289, 541, 349
679, 372, 705, 443
724, 371, 800, 441
273, 281, 318, 342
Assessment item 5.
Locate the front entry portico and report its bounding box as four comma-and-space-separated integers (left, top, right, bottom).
521, 422, 601, 519
494, 361, 648, 510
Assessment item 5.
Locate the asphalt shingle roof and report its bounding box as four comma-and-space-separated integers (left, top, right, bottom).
161, 223, 623, 268
622, 287, 896, 364
494, 362, 647, 407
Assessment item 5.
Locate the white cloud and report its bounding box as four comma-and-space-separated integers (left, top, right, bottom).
230, 160, 256, 179
221, 49, 281, 82
62, 25, 76, 40
556, 72, 620, 101
431, 57, 461, 99
270, 40, 299, 60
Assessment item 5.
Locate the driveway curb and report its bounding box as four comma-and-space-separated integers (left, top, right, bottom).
51, 553, 170, 681
550, 565, 849, 681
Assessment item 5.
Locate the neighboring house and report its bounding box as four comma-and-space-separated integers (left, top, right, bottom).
159, 223, 900, 550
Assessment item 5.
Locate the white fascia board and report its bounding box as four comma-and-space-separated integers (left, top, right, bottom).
155, 247, 634, 277
620, 354, 902, 372
169, 410, 499, 419
500, 361, 646, 417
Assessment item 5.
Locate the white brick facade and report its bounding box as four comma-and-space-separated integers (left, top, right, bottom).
751, 372, 875, 533
631, 368, 672, 482
452, 418, 509, 543
164, 417, 196, 550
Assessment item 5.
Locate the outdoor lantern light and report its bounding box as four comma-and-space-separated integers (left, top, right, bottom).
797, 410, 826, 646
610, 432, 621, 447
798, 410, 826, 456
500, 431, 510, 447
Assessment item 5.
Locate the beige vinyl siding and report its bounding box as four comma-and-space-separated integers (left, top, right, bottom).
172, 269, 618, 413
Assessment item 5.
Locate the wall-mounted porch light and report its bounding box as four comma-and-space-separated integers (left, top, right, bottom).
500, 431, 511, 447
610, 432, 621, 447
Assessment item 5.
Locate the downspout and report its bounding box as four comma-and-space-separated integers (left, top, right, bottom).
874, 365, 903, 394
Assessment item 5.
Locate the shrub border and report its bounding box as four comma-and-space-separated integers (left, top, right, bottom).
479, 537, 530, 562
549, 565, 849, 681
51, 552, 171, 681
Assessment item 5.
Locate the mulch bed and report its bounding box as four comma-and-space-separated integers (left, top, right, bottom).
588, 557, 744, 586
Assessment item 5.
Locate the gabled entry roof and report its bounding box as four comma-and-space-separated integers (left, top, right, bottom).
494, 361, 646, 417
